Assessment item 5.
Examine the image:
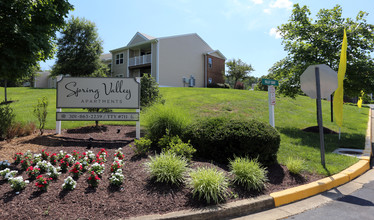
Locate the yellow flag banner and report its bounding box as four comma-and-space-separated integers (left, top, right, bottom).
333, 29, 347, 128
357, 91, 364, 108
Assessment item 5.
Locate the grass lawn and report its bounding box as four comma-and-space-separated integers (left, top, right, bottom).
1, 87, 368, 176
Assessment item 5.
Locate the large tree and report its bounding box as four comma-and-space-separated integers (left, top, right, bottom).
270, 4, 374, 98
52, 17, 106, 77
0, 0, 73, 102
226, 58, 254, 88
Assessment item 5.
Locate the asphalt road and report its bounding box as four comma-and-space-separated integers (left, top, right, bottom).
286, 158, 374, 220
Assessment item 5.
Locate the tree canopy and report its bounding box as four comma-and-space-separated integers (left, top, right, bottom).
225, 58, 254, 88
52, 17, 107, 77
270, 4, 374, 98
0, 0, 73, 101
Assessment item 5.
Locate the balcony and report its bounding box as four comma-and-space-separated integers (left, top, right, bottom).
129, 54, 151, 67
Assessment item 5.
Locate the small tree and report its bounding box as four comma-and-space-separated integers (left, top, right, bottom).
33, 97, 48, 135
226, 59, 254, 88
141, 74, 163, 109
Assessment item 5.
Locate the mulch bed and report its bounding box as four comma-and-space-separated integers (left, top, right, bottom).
0, 125, 324, 219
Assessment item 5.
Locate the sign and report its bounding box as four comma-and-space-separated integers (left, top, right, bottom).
55, 77, 141, 139
56, 112, 139, 121
300, 64, 337, 99
57, 77, 140, 109
269, 86, 276, 105
262, 79, 279, 86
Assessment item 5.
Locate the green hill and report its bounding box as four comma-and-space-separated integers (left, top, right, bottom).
1, 87, 368, 175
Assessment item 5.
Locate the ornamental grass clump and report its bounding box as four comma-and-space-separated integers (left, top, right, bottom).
9, 176, 29, 192
188, 167, 229, 204
109, 169, 124, 186
35, 175, 52, 191
87, 171, 101, 187
62, 176, 77, 190
285, 157, 305, 175
145, 152, 188, 185
229, 157, 268, 191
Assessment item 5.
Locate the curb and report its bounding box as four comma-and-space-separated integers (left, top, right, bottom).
129, 109, 372, 220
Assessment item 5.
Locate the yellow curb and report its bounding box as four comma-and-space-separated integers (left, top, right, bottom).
340, 159, 370, 181
271, 109, 372, 208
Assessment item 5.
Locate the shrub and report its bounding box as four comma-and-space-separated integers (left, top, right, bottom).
162, 136, 196, 161
0, 104, 15, 140
140, 73, 164, 109
131, 137, 152, 155
143, 104, 191, 146
157, 129, 181, 149
145, 152, 188, 185
188, 167, 229, 204
33, 97, 48, 135
183, 117, 280, 165
207, 83, 230, 89
234, 81, 244, 89
285, 157, 305, 175
229, 157, 268, 191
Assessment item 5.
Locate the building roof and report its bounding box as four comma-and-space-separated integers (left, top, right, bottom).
100, 53, 112, 61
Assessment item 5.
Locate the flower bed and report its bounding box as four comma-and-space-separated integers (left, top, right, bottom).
0, 125, 324, 219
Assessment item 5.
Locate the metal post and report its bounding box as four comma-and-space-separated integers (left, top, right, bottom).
315, 67, 326, 167
56, 108, 62, 135
268, 86, 275, 128
136, 109, 140, 139
331, 94, 334, 122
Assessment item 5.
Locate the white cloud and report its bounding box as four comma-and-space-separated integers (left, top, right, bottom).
263, 8, 272, 14
269, 27, 282, 39
251, 0, 263, 4
269, 0, 293, 10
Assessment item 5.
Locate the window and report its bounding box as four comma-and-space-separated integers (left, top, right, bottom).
208, 57, 212, 68
116, 53, 124, 64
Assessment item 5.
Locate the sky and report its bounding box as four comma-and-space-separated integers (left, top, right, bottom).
40, 0, 374, 78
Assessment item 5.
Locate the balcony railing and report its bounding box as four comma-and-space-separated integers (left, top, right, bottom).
129, 54, 151, 67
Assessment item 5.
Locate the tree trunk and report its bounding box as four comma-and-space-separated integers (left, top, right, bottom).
4, 79, 7, 102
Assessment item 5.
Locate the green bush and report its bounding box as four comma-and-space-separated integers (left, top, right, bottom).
143, 104, 191, 146
188, 167, 229, 204
131, 137, 152, 156
145, 152, 188, 185
229, 157, 268, 191
285, 157, 305, 175
183, 117, 280, 165
141, 74, 164, 109
0, 104, 15, 140
157, 129, 181, 149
